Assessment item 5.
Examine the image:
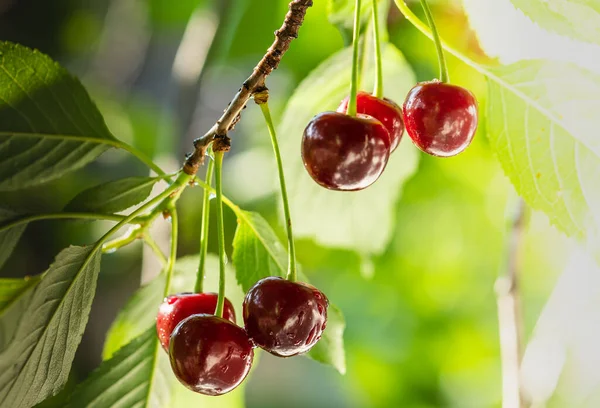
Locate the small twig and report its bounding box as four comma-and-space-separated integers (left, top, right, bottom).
183, 0, 313, 175
496, 198, 527, 408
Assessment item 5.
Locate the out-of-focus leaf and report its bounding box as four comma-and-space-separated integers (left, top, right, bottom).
522, 246, 600, 407
0, 208, 26, 269
64, 176, 160, 214
486, 60, 600, 245
0, 246, 101, 408
0, 42, 116, 191
279, 44, 419, 255
510, 0, 600, 45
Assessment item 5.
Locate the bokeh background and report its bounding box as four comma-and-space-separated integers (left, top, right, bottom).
0, 0, 584, 407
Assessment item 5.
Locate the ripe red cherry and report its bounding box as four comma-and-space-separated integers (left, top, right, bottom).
402, 80, 478, 157
169, 314, 254, 396
156, 292, 236, 351
301, 111, 391, 191
243, 277, 329, 357
337, 92, 404, 152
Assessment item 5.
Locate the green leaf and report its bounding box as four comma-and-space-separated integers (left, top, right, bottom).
66, 329, 172, 408
486, 60, 600, 242
103, 255, 244, 357
64, 177, 160, 214
0, 245, 102, 408
307, 305, 346, 374
0, 42, 116, 191
100, 255, 245, 407
279, 44, 419, 255
510, 0, 600, 45
0, 208, 27, 269
0, 276, 40, 351
230, 211, 347, 374
232, 210, 288, 293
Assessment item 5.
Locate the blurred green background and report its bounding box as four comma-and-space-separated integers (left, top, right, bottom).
0, 0, 569, 407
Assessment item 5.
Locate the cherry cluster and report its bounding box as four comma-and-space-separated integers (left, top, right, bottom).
302, 80, 479, 191
156, 277, 329, 396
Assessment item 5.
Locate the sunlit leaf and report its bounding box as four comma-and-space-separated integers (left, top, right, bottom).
0, 42, 116, 191
510, 0, 600, 45
307, 304, 346, 374
486, 60, 600, 243
0, 246, 101, 408
64, 176, 160, 214
232, 210, 288, 293
279, 44, 419, 255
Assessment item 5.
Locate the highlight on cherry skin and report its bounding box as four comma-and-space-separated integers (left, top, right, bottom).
243, 276, 329, 357
402, 80, 478, 157
337, 91, 404, 152
156, 292, 236, 351
301, 111, 391, 191
168, 314, 254, 396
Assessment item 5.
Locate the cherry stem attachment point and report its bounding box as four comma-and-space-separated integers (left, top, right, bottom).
372, 0, 384, 98
213, 149, 227, 318
258, 99, 298, 282
419, 0, 449, 83
347, 0, 363, 117
195, 155, 215, 293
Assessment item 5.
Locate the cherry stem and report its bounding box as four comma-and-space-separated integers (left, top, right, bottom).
163, 207, 179, 298
347, 0, 363, 117
213, 149, 227, 318
194, 155, 215, 293
259, 101, 297, 282
372, 0, 384, 99
419, 0, 449, 83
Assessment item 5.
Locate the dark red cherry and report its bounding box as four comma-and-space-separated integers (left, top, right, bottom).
337, 92, 404, 152
156, 292, 236, 351
301, 111, 391, 191
169, 314, 254, 396
402, 80, 478, 157
243, 277, 329, 357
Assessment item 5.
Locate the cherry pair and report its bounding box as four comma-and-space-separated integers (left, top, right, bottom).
156, 277, 329, 396
302, 81, 478, 191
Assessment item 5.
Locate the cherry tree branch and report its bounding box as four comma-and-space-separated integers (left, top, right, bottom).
496, 198, 528, 408
183, 0, 313, 175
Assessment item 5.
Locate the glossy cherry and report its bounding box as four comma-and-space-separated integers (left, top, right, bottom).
301, 111, 391, 191
169, 314, 254, 396
337, 92, 404, 152
402, 80, 478, 157
243, 277, 329, 357
156, 292, 236, 351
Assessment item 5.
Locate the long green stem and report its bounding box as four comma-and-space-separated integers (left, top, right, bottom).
213, 150, 227, 318
259, 102, 297, 282
0, 212, 129, 234
102, 226, 142, 253
143, 233, 168, 266
115, 141, 170, 179
418, 0, 449, 83
195, 157, 215, 293
163, 208, 179, 297
347, 0, 363, 116
372, 0, 384, 98
91, 171, 190, 261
